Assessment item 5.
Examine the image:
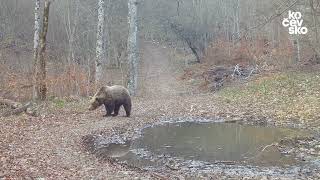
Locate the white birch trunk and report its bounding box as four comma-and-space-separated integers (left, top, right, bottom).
95, 0, 105, 84
236, 0, 240, 39
233, 0, 240, 44
32, 0, 40, 100
38, 0, 51, 100
127, 0, 139, 95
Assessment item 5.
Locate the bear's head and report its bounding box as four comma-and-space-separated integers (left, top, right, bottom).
89, 87, 107, 110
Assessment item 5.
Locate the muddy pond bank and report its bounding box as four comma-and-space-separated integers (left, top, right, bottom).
82, 117, 320, 179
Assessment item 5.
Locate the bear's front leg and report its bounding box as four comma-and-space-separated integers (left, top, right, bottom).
104, 103, 115, 117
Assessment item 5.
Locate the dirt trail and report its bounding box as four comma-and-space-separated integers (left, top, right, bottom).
137, 41, 188, 97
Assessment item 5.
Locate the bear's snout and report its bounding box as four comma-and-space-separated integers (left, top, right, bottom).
88, 100, 100, 111
88, 105, 95, 111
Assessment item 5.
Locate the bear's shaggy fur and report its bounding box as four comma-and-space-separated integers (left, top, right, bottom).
89, 85, 131, 117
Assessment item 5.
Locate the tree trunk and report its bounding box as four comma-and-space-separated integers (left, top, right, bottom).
95, 0, 105, 84
66, 0, 80, 95
32, 0, 40, 100
66, 0, 79, 64
310, 0, 319, 58
127, 0, 139, 95
37, 0, 51, 100
233, 0, 240, 44
293, 39, 301, 63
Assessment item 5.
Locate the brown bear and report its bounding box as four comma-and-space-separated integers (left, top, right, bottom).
89, 85, 131, 117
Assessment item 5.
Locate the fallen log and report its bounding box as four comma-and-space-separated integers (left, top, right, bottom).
0, 97, 38, 117
2, 102, 32, 117
0, 97, 21, 109
25, 106, 39, 117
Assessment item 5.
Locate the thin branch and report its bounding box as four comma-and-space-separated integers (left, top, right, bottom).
247, 142, 279, 160
237, 0, 299, 43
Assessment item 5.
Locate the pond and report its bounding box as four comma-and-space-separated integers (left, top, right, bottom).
127, 122, 304, 167
83, 120, 317, 175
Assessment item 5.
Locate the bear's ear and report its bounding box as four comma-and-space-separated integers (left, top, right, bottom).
96, 86, 107, 99
99, 86, 107, 92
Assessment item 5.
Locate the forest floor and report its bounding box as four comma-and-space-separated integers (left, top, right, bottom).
1, 42, 320, 179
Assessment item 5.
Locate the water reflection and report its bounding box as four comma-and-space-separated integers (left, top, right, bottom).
128, 122, 306, 166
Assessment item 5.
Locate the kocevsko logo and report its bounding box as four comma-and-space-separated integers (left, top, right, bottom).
282, 10, 308, 35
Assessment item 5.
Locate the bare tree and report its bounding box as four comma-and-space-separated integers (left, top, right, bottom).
293, 39, 301, 63
233, 0, 241, 43
309, 0, 320, 59
127, 0, 139, 95
37, 0, 51, 100
32, 0, 40, 100
95, 0, 105, 84
64, 0, 81, 95
65, 0, 79, 64
310, 0, 319, 44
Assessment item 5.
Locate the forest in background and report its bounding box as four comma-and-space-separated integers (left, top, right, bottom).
1, 1, 320, 179
0, 0, 319, 101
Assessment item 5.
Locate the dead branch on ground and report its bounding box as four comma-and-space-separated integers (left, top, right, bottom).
0, 97, 38, 117
2, 102, 32, 117
0, 97, 21, 109
247, 142, 279, 160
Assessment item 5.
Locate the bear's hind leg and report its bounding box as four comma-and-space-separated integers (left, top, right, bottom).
123, 101, 131, 117
112, 104, 121, 117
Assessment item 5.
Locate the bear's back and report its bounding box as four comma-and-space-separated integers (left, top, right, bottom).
108, 85, 130, 100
